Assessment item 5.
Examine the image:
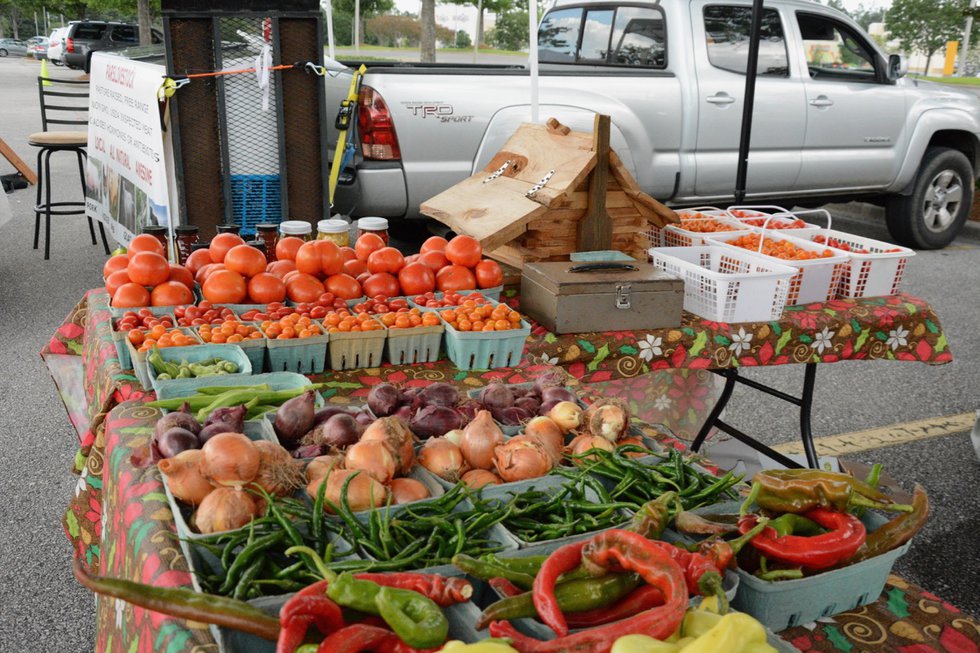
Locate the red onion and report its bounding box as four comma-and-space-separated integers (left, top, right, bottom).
274, 391, 316, 447
155, 409, 201, 440
156, 427, 200, 459
205, 405, 246, 432
313, 406, 355, 427
368, 382, 403, 417
292, 444, 326, 459
538, 399, 561, 417
354, 410, 374, 426
418, 382, 460, 408
478, 383, 514, 411
541, 386, 578, 405
493, 406, 532, 426
197, 422, 235, 446
393, 405, 413, 421
456, 400, 479, 423
410, 405, 464, 439
533, 366, 569, 394
309, 413, 362, 449
514, 396, 541, 414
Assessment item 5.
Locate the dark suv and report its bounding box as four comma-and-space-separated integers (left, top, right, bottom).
63, 21, 162, 72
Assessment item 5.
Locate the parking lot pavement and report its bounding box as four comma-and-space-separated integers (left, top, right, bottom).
1, 54, 979, 652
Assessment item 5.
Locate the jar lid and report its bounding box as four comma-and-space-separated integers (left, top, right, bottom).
318, 219, 350, 234
255, 223, 280, 232
280, 220, 313, 235
142, 225, 167, 234
175, 225, 199, 235
357, 217, 389, 231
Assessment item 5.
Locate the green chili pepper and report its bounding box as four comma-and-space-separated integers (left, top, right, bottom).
327, 572, 382, 613
374, 585, 448, 649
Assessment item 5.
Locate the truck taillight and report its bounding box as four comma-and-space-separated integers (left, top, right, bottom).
358, 86, 400, 161
66, 38, 74, 53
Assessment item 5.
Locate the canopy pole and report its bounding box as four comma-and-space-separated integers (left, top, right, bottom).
529, 0, 539, 123
323, 0, 335, 60
734, 0, 765, 204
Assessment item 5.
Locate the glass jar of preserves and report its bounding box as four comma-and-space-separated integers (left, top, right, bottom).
356, 217, 389, 245
174, 225, 199, 265
317, 219, 351, 247
142, 225, 170, 258
279, 220, 313, 241
216, 223, 241, 235
256, 223, 279, 262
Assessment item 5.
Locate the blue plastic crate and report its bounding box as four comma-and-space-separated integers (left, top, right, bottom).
230, 174, 282, 236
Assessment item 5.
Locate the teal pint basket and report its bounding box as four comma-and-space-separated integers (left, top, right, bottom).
192, 324, 267, 374
385, 323, 443, 365
442, 319, 531, 370
112, 329, 133, 370
144, 344, 253, 399
328, 315, 387, 370
126, 328, 203, 388
262, 327, 329, 374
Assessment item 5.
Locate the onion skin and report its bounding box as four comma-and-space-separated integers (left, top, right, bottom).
205, 405, 246, 432
461, 469, 502, 489
193, 487, 257, 534
418, 437, 466, 482
306, 455, 344, 483
418, 382, 460, 408
319, 469, 389, 513
273, 391, 316, 448
156, 427, 201, 459
513, 396, 541, 414
344, 440, 397, 484
159, 449, 213, 506
410, 405, 465, 439
587, 399, 630, 442
541, 386, 578, 406
201, 432, 260, 488
361, 417, 416, 475
493, 436, 554, 482
390, 478, 431, 505
522, 416, 564, 466
459, 410, 505, 470
567, 434, 615, 463
547, 401, 583, 435
533, 366, 569, 394
250, 440, 305, 497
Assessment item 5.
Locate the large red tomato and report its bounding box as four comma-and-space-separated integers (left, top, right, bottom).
444, 235, 483, 268
418, 250, 447, 272
436, 265, 477, 292
105, 269, 131, 297
168, 264, 195, 290
343, 259, 368, 278
128, 234, 166, 256
103, 254, 129, 279
362, 272, 400, 298
209, 233, 246, 263
151, 281, 195, 306
248, 272, 287, 303
474, 260, 503, 289
202, 269, 248, 304
420, 236, 448, 254
317, 240, 344, 276
325, 273, 362, 300
266, 260, 297, 279
184, 248, 214, 275
295, 241, 323, 276
275, 236, 304, 262
397, 262, 436, 295
112, 283, 150, 308
224, 244, 267, 278
127, 251, 171, 286
354, 233, 386, 262
367, 247, 405, 275
285, 273, 325, 303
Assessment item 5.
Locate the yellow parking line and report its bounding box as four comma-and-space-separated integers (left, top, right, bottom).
773, 412, 976, 457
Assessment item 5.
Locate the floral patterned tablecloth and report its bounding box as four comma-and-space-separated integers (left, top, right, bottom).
44, 289, 968, 653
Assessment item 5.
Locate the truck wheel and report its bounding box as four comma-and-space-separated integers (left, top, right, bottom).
886, 147, 973, 249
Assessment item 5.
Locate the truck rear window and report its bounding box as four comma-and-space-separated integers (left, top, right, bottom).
72, 24, 107, 40
539, 4, 666, 69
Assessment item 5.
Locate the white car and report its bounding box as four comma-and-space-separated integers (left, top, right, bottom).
47, 26, 70, 66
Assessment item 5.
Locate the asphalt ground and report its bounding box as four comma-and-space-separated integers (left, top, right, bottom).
1, 54, 979, 651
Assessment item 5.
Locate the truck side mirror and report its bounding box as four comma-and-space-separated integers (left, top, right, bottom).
888, 54, 908, 79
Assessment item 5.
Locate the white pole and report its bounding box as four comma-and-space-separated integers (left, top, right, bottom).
529, 0, 539, 123
354, 0, 360, 55
959, 0, 977, 76
473, 0, 482, 63
34, 12, 39, 37
324, 0, 336, 60
44, 7, 49, 34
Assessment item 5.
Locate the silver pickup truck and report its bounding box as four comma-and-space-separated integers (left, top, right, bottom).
328, 0, 980, 249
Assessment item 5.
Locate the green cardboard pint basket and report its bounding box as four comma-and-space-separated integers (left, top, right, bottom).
125, 328, 203, 388
442, 319, 531, 370
385, 323, 443, 365
144, 344, 253, 399
328, 316, 387, 370
261, 321, 329, 374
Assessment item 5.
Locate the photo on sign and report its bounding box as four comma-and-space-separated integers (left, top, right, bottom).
106, 167, 120, 221
149, 197, 169, 230
84, 158, 102, 203
135, 187, 149, 231
120, 177, 136, 235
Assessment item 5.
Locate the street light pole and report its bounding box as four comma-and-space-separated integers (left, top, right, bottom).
960, 0, 977, 76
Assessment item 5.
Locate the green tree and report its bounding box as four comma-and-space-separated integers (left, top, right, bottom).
334, 0, 395, 49
455, 29, 471, 49
852, 5, 886, 31
887, 0, 968, 75
489, 7, 529, 51
444, 0, 511, 48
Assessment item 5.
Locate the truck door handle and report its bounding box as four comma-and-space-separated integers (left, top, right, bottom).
809, 95, 834, 107
706, 93, 736, 105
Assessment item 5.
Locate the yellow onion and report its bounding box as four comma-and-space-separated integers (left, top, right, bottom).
493, 435, 554, 482
361, 416, 416, 474
522, 416, 564, 465
390, 478, 431, 505
418, 437, 467, 482
585, 399, 630, 442
345, 440, 397, 484
201, 432, 260, 489
321, 469, 388, 513
459, 410, 505, 470
461, 469, 502, 489
159, 449, 213, 506
547, 401, 583, 435
193, 486, 257, 534
306, 454, 344, 484
250, 440, 305, 497
568, 433, 615, 463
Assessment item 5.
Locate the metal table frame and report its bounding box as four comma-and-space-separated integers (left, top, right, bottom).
689, 363, 819, 469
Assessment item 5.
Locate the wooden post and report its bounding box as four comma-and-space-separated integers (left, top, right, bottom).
0, 137, 38, 185
577, 114, 611, 251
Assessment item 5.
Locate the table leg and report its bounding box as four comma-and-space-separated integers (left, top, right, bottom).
690, 369, 737, 453
800, 363, 819, 469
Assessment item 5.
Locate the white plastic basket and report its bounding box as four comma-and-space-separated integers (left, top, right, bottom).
725, 205, 824, 238
799, 229, 915, 298
649, 246, 797, 323
706, 231, 850, 306
676, 206, 729, 220
653, 214, 753, 248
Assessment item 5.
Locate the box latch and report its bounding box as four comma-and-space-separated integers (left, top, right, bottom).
616, 284, 632, 309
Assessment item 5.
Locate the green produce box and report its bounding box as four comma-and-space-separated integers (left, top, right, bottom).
385, 323, 443, 365
328, 321, 387, 370
126, 328, 203, 388
144, 344, 252, 399
441, 318, 531, 370
263, 323, 329, 375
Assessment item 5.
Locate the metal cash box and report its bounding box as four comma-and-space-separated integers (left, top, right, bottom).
520, 261, 683, 334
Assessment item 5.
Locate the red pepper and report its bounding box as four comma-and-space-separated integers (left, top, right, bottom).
518, 529, 687, 649
489, 577, 525, 598
738, 507, 866, 570
353, 572, 473, 607
276, 593, 344, 653
315, 624, 439, 653
565, 585, 664, 629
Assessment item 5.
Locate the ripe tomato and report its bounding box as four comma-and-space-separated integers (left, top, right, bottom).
404, 254, 419, 264
356, 271, 371, 285
128, 233, 166, 256
362, 272, 400, 298
202, 269, 248, 304
168, 264, 195, 290
112, 282, 151, 308
151, 280, 195, 306
248, 272, 287, 304
266, 260, 297, 279
418, 250, 447, 272
295, 240, 323, 276
354, 232, 386, 261
105, 269, 131, 297
285, 273, 326, 303
367, 246, 405, 274
474, 259, 503, 289
338, 246, 357, 262
317, 240, 344, 276
343, 258, 368, 278
209, 233, 246, 263
445, 235, 482, 268
420, 236, 448, 254
195, 262, 225, 285
275, 236, 304, 262
184, 248, 213, 275
224, 244, 267, 278
436, 265, 477, 292
103, 253, 129, 279
325, 273, 363, 300
398, 262, 436, 295
282, 269, 303, 286
127, 251, 171, 286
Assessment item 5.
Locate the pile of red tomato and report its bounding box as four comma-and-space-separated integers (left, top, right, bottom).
183, 233, 288, 305
104, 234, 196, 308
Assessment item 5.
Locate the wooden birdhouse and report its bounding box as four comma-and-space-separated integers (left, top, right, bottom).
421, 116, 679, 268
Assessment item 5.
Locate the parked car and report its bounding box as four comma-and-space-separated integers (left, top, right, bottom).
0, 38, 29, 58
62, 21, 162, 73
326, 0, 980, 249
47, 26, 71, 66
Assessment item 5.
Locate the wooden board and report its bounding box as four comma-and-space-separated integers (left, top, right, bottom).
0, 137, 37, 185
